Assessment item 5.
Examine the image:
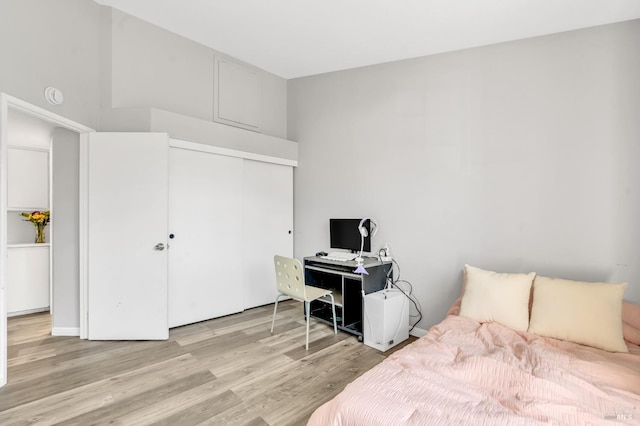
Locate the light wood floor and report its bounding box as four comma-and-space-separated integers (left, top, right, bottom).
0, 301, 415, 425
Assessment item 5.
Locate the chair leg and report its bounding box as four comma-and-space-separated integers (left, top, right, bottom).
271, 294, 282, 334
328, 294, 337, 335
305, 300, 310, 350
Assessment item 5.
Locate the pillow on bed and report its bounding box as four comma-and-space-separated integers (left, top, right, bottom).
528, 277, 628, 352
459, 265, 535, 331
622, 301, 640, 345
623, 323, 640, 346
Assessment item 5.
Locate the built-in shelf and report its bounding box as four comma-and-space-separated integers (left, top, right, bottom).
7, 210, 50, 245
7, 145, 50, 152
6, 108, 54, 316
7, 207, 48, 212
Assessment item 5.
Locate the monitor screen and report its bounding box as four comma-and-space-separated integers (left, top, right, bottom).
330, 218, 371, 252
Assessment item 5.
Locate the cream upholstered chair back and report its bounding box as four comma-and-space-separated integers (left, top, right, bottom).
274, 255, 307, 302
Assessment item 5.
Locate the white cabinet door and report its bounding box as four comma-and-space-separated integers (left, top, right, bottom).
7, 148, 49, 209
7, 246, 50, 313
243, 160, 293, 309
87, 133, 169, 340
168, 148, 244, 328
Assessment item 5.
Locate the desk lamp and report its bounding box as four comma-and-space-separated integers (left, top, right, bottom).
354, 217, 378, 275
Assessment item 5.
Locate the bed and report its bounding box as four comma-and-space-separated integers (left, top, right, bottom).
308, 266, 640, 425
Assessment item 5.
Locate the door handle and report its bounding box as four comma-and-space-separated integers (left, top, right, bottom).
154, 243, 165, 251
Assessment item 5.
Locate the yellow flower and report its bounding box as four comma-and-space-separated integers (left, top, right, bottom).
21, 210, 50, 226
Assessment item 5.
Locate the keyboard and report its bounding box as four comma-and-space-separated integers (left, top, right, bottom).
322, 252, 358, 261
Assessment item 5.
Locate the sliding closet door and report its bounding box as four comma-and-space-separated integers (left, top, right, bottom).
243, 160, 293, 309
168, 148, 244, 328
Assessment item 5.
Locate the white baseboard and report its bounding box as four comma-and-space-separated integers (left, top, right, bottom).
7, 307, 49, 317
410, 326, 428, 338
52, 327, 80, 337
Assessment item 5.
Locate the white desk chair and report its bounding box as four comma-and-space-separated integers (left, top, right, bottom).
271, 255, 338, 350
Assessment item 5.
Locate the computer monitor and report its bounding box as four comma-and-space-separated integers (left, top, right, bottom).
330, 218, 371, 253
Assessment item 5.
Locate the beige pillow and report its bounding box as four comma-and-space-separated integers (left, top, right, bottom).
528, 277, 628, 352
459, 265, 535, 331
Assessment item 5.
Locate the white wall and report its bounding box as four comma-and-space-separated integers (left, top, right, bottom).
0, 0, 291, 333
51, 128, 80, 331
0, 0, 102, 129
0, 2, 288, 140
106, 8, 288, 138
288, 20, 640, 330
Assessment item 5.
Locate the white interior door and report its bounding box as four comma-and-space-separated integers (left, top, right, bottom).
168, 147, 244, 328
243, 160, 293, 309
87, 132, 168, 340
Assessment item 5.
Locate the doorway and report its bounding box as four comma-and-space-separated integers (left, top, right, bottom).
6, 109, 55, 320
0, 93, 94, 387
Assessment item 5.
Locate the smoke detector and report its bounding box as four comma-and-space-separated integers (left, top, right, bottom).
44, 87, 64, 105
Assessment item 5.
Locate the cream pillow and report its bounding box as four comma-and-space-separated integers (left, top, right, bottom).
528, 277, 628, 352
459, 265, 535, 331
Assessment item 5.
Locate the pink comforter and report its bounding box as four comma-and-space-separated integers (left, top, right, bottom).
308, 315, 640, 425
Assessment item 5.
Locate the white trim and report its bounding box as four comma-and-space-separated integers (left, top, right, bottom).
0, 94, 9, 388
7, 243, 52, 248
169, 138, 298, 167
7, 207, 49, 212
3, 94, 94, 134
79, 133, 89, 339
52, 327, 80, 337
0, 92, 94, 388
409, 326, 428, 338
7, 307, 49, 317
7, 145, 50, 153
48, 132, 53, 315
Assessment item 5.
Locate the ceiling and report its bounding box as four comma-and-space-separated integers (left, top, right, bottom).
94, 0, 640, 79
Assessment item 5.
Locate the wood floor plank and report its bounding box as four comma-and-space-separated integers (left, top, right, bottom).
8, 335, 76, 358
256, 320, 337, 351
58, 371, 217, 426
280, 332, 353, 361
116, 380, 235, 425
1, 300, 418, 425
259, 346, 387, 425
232, 339, 366, 402
7, 348, 56, 368
8, 339, 143, 380
206, 315, 282, 337
0, 354, 202, 424
213, 352, 294, 394
146, 389, 241, 426
0, 354, 203, 425
184, 329, 264, 356
170, 323, 215, 346
198, 401, 267, 426
2, 341, 185, 409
